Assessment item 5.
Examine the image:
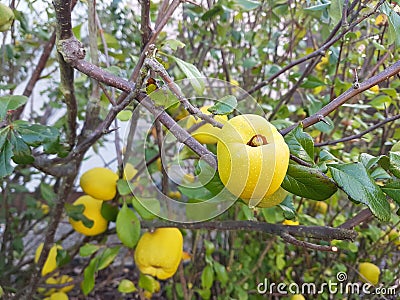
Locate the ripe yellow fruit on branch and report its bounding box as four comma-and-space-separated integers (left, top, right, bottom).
68, 195, 108, 236
358, 262, 380, 285
80, 167, 118, 200
186, 105, 228, 144
34, 243, 62, 276
134, 228, 183, 280
217, 114, 290, 208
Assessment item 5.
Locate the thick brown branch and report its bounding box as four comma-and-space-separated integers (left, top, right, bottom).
281, 60, 400, 136
141, 220, 357, 241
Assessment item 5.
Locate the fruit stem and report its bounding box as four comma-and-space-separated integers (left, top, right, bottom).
247, 134, 268, 147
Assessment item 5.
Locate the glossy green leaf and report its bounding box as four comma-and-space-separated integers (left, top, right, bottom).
40, 182, 56, 203
79, 244, 100, 257
118, 279, 137, 294
381, 181, 400, 205
82, 256, 99, 295
169, 55, 205, 94
207, 95, 237, 115
101, 202, 119, 222
149, 87, 179, 108
278, 195, 296, 220
163, 39, 185, 51
116, 202, 141, 248
380, 2, 400, 46
97, 246, 120, 270
201, 5, 224, 21
0, 95, 27, 120
15, 122, 59, 147
117, 179, 132, 196
329, 0, 343, 24
201, 264, 214, 289
282, 163, 338, 200
329, 162, 391, 221
389, 152, 400, 178
139, 273, 159, 293
131, 197, 159, 220
0, 138, 13, 177
284, 125, 315, 164
233, 0, 261, 11
213, 262, 229, 286
9, 132, 33, 164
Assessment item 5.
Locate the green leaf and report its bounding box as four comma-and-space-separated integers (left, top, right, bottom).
65, 203, 94, 228
282, 163, 338, 200
201, 5, 224, 21
304, 2, 330, 11
149, 87, 179, 108
117, 179, 132, 196
195, 288, 211, 300
278, 195, 296, 220
79, 244, 100, 257
196, 159, 225, 195
40, 183, 56, 203
0, 95, 27, 120
101, 202, 119, 222
232, 0, 261, 11
9, 132, 33, 164
131, 197, 159, 220
97, 246, 120, 270
163, 39, 185, 51
169, 55, 205, 94
82, 256, 99, 295
381, 181, 400, 205
56, 248, 70, 267
380, 2, 400, 46
118, 279, 137, 294
207, 95, 237, 115
139, 273, 159, 293
329, 162, 391, 221
116, 202, 141, 248
213, 262, 229, 286
201, 264, 214, 290
389, 152, 400, 178
0, 139, 13, 178
329, 0, 344, 24
15, 122, 59, 147
369, 95, 392, 110
300, 75, 326, 89
284, 125, 315, 164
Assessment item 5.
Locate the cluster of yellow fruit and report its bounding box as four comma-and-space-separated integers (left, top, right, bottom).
34, 243, 74, 299
69, 167, 119, 236
189, 109, 290, 208
134, 228, 183, 280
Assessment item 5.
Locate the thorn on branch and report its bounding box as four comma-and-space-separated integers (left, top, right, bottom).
317, 114, 331, 126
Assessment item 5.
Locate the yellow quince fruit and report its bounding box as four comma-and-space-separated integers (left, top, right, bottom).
217, 114, 290, 208
359, 262, 380, 285
186, 105, 228, 144
80, 167, 118, 200
134, 228, 183, 280
34, 243, 62, 276
68, 195, 108, 236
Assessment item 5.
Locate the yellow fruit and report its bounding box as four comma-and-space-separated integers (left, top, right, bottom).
313, 201, 328, 214
68, 195, 108, 236
123, 163, 138, 181
375, 14, 387, 26
186, 106, 228, 144
291, 295, 306, 300
246, 186, 288, 208
283, 219, 299, 226
358, 262, 380, 285
168, 191, 182, 199
41, 203, 50, 215
316, 55, 329, 71
49, 292, 69, 300
34, 243, 62, 276
368, 85, 379, 94
80, 167, 118, 200
217, 114, 290, 208
0, 3, 14, 32
183, 173, 195, 183
134, 228, 183, 280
